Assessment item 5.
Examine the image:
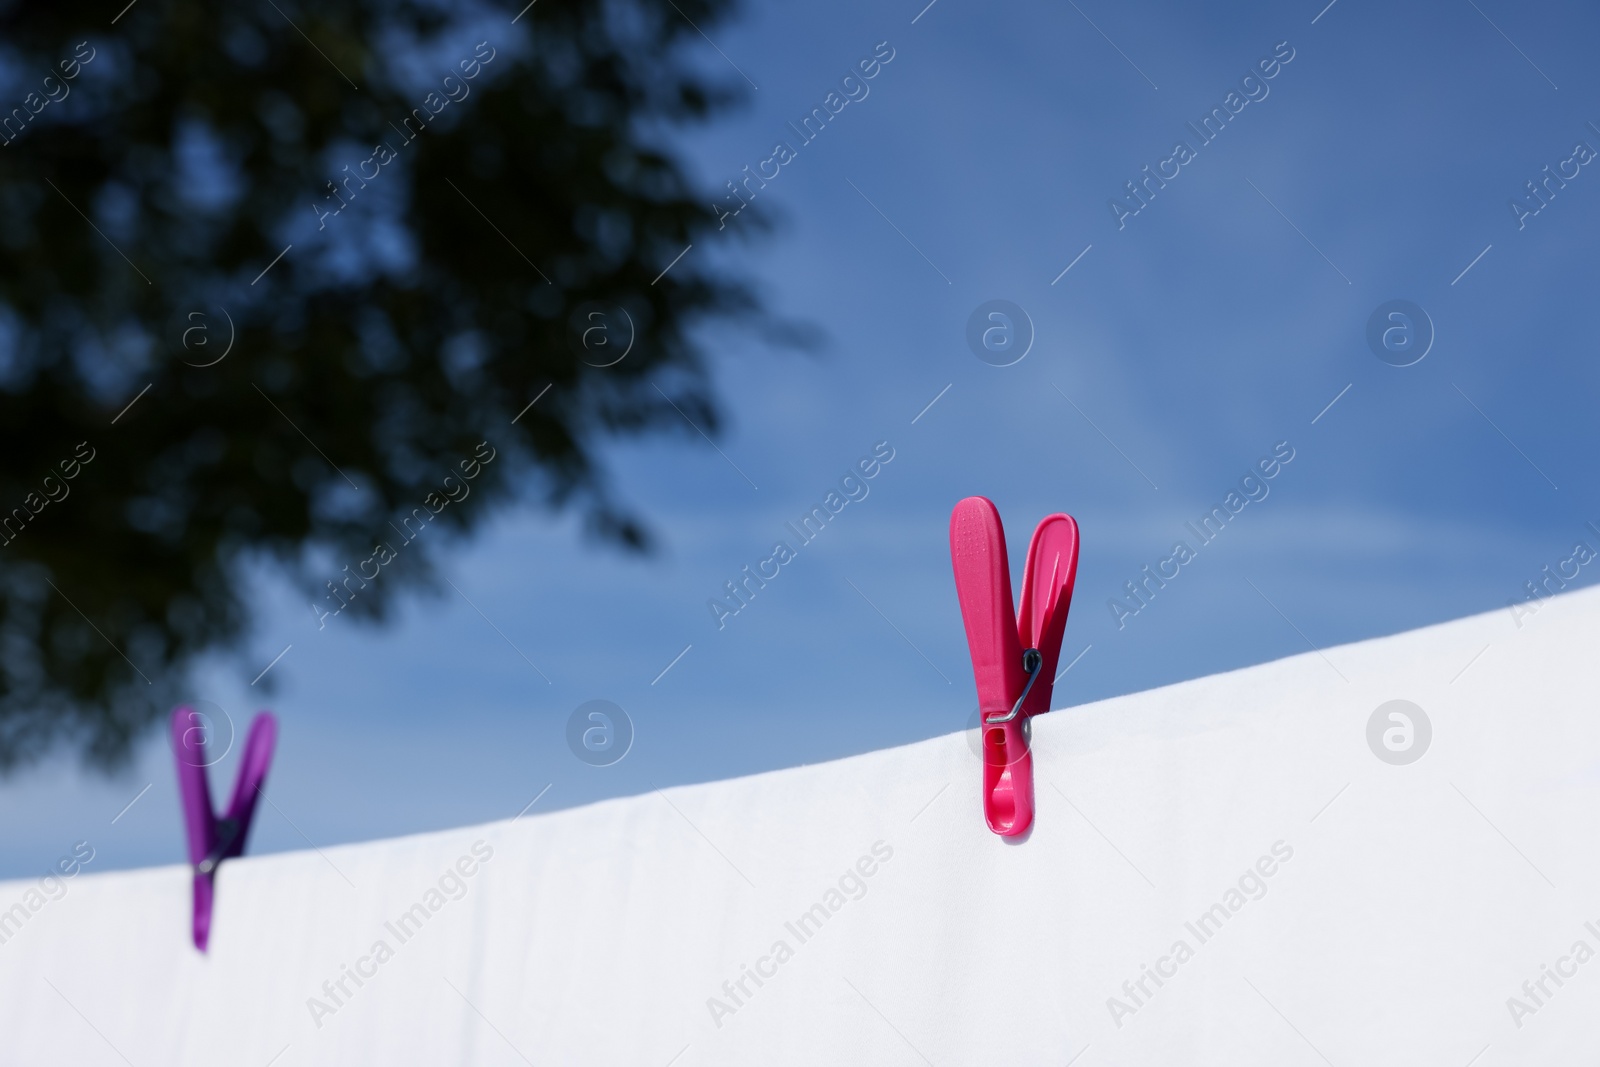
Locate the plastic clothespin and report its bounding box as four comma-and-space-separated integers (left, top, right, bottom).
171, 706, 278, 952
950, 497, 1080, 837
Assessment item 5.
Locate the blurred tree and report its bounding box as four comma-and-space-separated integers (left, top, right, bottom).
0, 0, 783, 768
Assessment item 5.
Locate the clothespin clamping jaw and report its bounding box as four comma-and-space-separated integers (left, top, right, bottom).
171, 706, 278, 952
950, 498, 1079, 837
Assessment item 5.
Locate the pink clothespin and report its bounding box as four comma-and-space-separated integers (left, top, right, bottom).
171, 706, 278, 951
950, 498, 1080, 837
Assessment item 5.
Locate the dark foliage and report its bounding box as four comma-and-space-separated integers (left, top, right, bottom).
0, 0, 774, 768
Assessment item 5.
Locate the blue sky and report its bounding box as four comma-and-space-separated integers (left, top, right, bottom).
4, 0, 1599, 879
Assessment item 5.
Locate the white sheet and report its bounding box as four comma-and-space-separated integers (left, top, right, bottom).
1, 586, 1596, 1065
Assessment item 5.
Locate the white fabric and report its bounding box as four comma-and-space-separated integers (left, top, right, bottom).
2, 587, 1597, 1064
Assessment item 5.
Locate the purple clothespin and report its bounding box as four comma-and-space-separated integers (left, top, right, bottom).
171, 706, 278, 952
